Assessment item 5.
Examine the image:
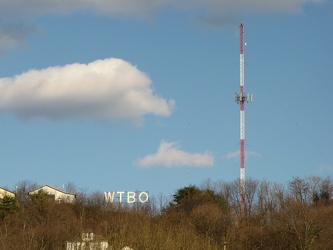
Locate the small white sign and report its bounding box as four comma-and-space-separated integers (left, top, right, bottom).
67, 232, 109, 250
82, 233, 94, 242
66, 241, 109, 250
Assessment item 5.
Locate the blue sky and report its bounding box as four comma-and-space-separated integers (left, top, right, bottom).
0, 0, 332, 198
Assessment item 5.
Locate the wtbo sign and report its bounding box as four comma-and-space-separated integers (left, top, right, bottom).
104, 191, 149, 204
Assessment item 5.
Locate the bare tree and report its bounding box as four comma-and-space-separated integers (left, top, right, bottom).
257, 180, 272, 219
15, 180, 38, 203
278, 201, 321, 250
288, 177, 310, 203
217, 180, 240, 215
87, 191, 106, 208
306, 176, 322, 203
245, 178, 258, 216
64, 182, 77, 194
319, 177, 333, 202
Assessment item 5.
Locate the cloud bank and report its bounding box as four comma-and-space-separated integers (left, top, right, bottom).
137, 141, 214, 168
0, 0, 326, 52
0, 58, 174, 121
0, 0, 324, 16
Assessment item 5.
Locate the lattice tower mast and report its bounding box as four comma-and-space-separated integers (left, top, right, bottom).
234, 23, 252, 216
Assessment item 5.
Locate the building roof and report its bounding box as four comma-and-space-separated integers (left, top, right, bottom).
0, 187, 14, 193
28, 185, 76, 197
0, 187, 16, 197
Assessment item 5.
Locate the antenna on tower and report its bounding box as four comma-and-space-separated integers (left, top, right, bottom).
234, 23, 252, 216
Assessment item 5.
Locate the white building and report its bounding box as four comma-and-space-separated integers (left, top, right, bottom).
0, 187, 16, 199
29, 185, 76, 203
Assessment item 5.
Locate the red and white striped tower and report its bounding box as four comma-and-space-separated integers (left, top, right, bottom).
234, 23, 252, 216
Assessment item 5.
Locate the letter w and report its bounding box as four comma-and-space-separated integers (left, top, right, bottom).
104, 192, 116, 203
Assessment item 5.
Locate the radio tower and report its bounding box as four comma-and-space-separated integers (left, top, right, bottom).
234, 23, 252, 216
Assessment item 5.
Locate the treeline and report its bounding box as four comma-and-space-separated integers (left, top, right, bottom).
0, 176, 333, 249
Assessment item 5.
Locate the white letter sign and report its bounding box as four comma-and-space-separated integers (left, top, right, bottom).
104, 191, 149, 204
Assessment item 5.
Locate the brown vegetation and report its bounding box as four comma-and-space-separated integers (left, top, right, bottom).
0, 176, 332, 249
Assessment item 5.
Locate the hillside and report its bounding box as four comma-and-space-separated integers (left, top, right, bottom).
0, 176, 332, 249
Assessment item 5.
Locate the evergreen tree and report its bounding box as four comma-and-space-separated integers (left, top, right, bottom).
0, 195, 18, 219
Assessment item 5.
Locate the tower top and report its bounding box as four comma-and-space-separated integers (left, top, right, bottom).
240, 23, 244, 55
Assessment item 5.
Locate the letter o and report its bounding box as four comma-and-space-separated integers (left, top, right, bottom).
138, 192, 149, 203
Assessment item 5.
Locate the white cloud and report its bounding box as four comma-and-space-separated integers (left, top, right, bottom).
316, 163, 333, 175
225, 150, 240, 160
137, 141, 214, 168
180, 0, 325, 13
0, 58, 174, 121
0, 0, 171, 17
0, 0, 324, 16
0, 0, 326, 52
225, 150, 262, 160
